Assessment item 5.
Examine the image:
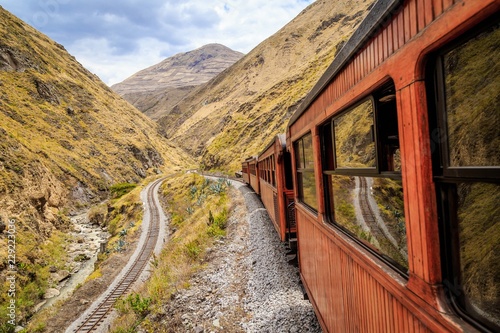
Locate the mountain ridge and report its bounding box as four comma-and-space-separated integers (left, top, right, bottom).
111, 43, 243, 119
157, 0, 376, 172
112, 43, 243, 94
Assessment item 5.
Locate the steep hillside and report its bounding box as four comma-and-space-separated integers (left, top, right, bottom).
112, 44, 243, 120
0, 6, 193, 320
159, 0, 375, 172
118, 85, 197, 121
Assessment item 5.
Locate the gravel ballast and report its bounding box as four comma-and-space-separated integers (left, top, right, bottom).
148, 179, 322, 332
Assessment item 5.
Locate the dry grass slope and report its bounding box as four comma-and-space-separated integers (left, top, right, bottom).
0, 6, 194, 325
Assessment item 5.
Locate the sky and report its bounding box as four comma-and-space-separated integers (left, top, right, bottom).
0, 0, 314, 86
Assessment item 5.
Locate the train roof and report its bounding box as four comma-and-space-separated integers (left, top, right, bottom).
258, 134, 286, 158
244, 156, 258, 162
288, 0, 402, 127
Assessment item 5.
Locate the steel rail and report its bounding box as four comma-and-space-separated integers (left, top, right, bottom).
71, 178, 164, 332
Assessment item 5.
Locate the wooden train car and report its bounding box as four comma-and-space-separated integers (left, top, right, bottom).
241, 156, 260, 195
241, 157, 251, 184
286, 0, 499, 332
257, 135, 296, 243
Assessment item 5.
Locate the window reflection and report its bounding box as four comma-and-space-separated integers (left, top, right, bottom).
334, 100, 376, 169
303, 133, 315, 169
444, 25, 500, 167
330, 175, 408, 269
295, 133, 317, 211
457, 182, 500, 327
301, 171, 317, 211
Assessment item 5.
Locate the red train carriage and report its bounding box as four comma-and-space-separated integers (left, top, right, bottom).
241, 158, 251, 184
242, 156, 260, 194
257, 135, 296, 243
287, 0, 499, 332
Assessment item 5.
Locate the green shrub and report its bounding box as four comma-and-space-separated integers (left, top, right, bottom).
116, 293, 151, 318
207, 208, 228, 238
110, 183, 137, 199
185, 240, 201, 260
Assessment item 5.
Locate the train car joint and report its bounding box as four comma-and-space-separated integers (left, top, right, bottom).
299, 280, 309, 300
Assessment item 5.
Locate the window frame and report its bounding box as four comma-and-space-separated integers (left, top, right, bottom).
322, 92, 404, 199
427, 17, 500, 332
321, 82, 408, 276
294, 132, 318, 212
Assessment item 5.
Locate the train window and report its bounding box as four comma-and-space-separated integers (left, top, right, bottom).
271, 155, 276, 187
429, 20, 500, 331
322, 82, 408, 273
329, 175, 407, 269
295, 133, 318, 211
334, 99, 376, 169
442, 29, 500, 169
249, 163, 256, 176
259, 156, 278, 188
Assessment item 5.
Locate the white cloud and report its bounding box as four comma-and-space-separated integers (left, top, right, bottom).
0, 0, 314, 85
70, 37, 172, 85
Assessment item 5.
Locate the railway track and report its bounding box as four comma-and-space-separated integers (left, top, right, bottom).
358, 177, 406, 259
68, 178, 165, 333
358, 176, 386, 242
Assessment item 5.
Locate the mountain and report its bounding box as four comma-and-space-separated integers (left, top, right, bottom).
111, 44, 244, 120
0, 6, 194, 233
0, 5, 193, 318
158, 0, 376, 172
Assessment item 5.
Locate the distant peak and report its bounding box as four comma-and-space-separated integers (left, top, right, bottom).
112, 43, 244, 94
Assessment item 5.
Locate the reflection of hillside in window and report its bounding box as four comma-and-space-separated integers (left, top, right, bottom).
330, 175, 408, 270
322, 82, 406, 273
334, 100, 376, 169
457, 182, 499, 328
432, 21, 500, 331
444, 24, 500, 167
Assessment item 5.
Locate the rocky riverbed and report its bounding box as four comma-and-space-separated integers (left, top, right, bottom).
36, 212, 109, 311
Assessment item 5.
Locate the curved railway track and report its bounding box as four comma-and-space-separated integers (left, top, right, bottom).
358, 177, 406, 259
68, 178, 165, 333
358, 176, 385, 242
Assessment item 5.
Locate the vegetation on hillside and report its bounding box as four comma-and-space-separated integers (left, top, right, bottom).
0, 7, 193, 328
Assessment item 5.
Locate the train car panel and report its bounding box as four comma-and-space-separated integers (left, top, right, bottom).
257, 135, 296, 242
248, 157, 260, 195
241, 159, 250, 184
287, 0, 498, 332
259, 180, 276, 223
297, 203, 464, 332
398, 81, 441, 289
258, 140, 278, 233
